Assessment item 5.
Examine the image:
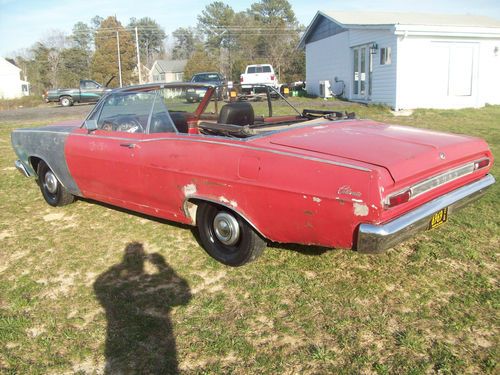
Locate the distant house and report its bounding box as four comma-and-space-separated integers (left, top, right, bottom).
0, 57, 30, 99
299, 12, 500, 109
149, 60, 188, 83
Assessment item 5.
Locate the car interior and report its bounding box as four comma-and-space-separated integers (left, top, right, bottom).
89, 84, 354, 138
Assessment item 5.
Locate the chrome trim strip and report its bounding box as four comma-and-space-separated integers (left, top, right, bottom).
12, 129, 72, 135
384, 158, 487, 206
358, 174, 495, 253
143, 136, 372, 172
67, 132, 371, 172
410, 162, 475, 198
13, 126, 372, 172
15, 160, 32, 177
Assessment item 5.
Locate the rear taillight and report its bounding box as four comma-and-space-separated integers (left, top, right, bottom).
270, 74, 275, 80
385, 189, 411, 208
240, 76, 244, 83
474, 158, 490, 170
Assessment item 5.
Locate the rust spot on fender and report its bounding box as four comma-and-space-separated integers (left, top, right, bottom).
353, 202, 369, 217
184, 201, 198, 225
182, 183, 197, 197
304, 210, 314, 216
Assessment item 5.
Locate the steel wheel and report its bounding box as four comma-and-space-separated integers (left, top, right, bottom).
37, 161, 75, 207
196, 203, 266, 266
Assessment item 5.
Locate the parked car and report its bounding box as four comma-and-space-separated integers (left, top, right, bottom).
43, 77, 115, 107
187, 72, 225, 102
240, 64, 280, 94
12, 83, 495, 266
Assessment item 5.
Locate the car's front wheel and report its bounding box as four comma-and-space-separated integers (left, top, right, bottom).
196, 203, 266, 266
37, 161, 75, 207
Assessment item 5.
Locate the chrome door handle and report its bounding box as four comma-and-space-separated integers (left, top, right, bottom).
120, 143, 136, 149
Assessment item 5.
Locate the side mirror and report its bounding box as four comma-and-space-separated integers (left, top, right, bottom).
84, 119, 98, 133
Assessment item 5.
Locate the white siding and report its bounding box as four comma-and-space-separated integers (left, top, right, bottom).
305, 32, 350, 96
477, 39, 500, 106
304, 20, 500, 110
305, 29, 398, 107
0, 58, 26, 99
348, 29, 398, 106
397, 36, 500, 109
396, 36, 486, 109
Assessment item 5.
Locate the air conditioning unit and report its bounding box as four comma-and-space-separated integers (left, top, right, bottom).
319, 80, 332, 98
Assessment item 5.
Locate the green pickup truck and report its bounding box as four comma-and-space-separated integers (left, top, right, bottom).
43, 77, 115, 107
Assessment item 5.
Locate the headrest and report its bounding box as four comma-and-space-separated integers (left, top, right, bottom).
218, 102, 254, 126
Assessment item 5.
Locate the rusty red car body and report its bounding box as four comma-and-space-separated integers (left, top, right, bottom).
11, 83, 495, 265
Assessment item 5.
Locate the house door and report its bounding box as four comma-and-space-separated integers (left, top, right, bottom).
352, 45, 372, 101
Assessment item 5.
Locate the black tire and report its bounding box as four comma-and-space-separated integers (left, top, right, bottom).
196, 203, 266, 266
37, 161, 75, 207
60, 96, 73, 107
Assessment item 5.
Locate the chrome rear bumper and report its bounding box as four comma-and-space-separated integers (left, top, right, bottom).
357, 174, 495, 253
15, 160, 32, 178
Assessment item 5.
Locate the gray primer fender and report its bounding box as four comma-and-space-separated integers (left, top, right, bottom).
11, 126, 81, 196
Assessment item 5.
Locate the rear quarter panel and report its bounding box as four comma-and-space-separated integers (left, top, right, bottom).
141, 135, 383, 249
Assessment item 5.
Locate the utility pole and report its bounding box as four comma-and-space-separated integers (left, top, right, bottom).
135, 26, 142, 84
116, 31, 123, 87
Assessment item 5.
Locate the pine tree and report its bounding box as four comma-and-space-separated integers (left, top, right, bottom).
91, 17, 137, 87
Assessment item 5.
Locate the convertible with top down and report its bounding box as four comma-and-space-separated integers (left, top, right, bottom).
11, 83, 495, 266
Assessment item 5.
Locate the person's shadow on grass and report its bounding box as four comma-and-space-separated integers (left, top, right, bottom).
94, 242, 191, 374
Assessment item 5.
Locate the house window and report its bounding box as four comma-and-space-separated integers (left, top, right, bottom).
380, 47, 391, 65
175, 72, 184, 81
160, 73, 166, 81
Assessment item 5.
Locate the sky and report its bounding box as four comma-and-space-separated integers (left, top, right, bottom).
1, 0, 500, 57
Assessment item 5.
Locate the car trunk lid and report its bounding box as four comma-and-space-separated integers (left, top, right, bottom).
268, 120, 488, 182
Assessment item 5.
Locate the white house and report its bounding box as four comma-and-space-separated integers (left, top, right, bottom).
299, 12, 500, 109
148, 59, 188, 83
0, 57, 30, 99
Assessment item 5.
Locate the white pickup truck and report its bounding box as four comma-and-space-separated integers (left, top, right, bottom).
239, 64, 280, 92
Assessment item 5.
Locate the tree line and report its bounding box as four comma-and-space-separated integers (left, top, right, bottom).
10, 0, 305, 96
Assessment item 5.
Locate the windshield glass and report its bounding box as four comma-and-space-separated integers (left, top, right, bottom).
96, 92, 156, 132
192, 73, 220, 83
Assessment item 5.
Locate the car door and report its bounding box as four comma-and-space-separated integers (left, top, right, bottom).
138, 88, 190, 219
80, 80, 104, 103
65, 92, 155, 210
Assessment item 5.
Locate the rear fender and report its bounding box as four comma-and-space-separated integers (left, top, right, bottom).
183, 196, 266, 239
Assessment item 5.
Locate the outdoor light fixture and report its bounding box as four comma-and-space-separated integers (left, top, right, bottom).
370, 43, 378, 54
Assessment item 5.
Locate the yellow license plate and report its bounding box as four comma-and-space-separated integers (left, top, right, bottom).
429, 208, 448, 229
284, 87, 290, 94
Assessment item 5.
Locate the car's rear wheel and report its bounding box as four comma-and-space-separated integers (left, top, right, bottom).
37, 161, 75, 207
196, 203, 266, 266
60, 96, 73, 107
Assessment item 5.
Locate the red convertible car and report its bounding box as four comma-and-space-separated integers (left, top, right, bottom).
12, 83, 495, 266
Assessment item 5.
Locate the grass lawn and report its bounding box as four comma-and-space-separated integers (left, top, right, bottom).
0, 101, 498, 374
0, 96, 45, 111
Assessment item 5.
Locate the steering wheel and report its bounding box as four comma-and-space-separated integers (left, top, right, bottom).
115, 117, 144, 133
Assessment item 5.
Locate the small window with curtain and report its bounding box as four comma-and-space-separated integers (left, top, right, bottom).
380, 47, 392, 65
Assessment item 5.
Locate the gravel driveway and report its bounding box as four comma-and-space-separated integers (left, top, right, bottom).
0, 103, 95, 125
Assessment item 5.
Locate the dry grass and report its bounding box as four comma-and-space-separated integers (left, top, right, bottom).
0, 102, 498, 374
